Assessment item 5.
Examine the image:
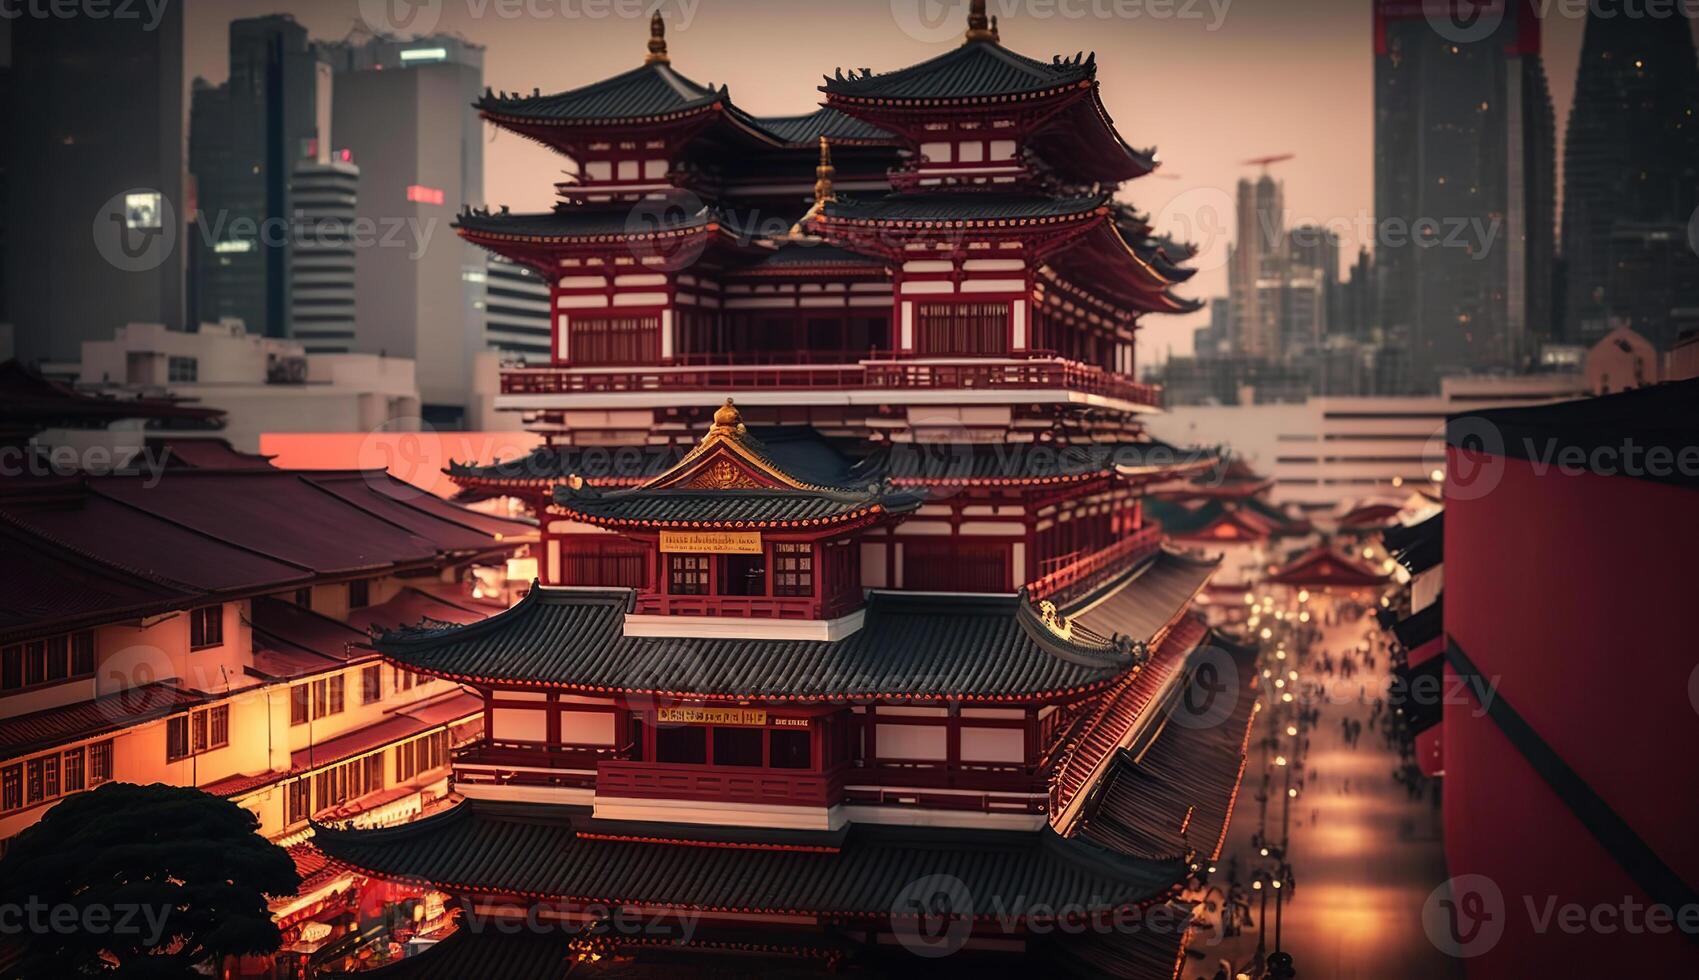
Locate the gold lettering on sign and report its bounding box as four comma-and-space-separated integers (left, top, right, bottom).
656, 706, 768, 726
659, 530, 762, 554
771, 717, 811, 728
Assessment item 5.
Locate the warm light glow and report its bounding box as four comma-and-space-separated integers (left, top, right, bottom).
1430, 468, 1444, 483
1297, 589, 1310, 603
1286, 725, 1298, 736
1298, 611, 1310, 623
1281, 692, 1294, 702
1275, 755, 1287, 766
1361, 548, 1374, 560
1288, 787, 1298, 797
407, 183, 447, 206
1260, 628, 1273, 639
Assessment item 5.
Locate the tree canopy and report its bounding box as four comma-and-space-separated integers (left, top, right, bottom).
0, 782, 300, 979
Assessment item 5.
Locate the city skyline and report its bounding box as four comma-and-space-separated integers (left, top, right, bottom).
177, 0, 1650, 362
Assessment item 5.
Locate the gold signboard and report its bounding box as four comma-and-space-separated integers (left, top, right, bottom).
658, 530, 762, 555
656, 706, 767, 726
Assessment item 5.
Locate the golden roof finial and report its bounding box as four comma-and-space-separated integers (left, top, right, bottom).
965, 0, 997, 43
814, 136, 836, 206
711, 398, 742, 432
787, 138, 835, 239
645, 11, 669, 64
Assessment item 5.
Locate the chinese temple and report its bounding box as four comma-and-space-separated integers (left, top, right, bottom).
318, 6, 1262, 976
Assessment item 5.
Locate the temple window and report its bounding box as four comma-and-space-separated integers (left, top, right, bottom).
572, 315, 660, 365
918, 302, 1010, 355
712, 727, 763, 767
772, 543, 814, 597
666, 554, 710, 595
770, 729, 813, 770
655, 725, 707, 764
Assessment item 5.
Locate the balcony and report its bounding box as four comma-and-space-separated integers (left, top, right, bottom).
632, 592, 860, 621
451, 741, 611, 791
499, 353, 1162, 410
596, 760, 845, 808
1026, 524, 1164, 602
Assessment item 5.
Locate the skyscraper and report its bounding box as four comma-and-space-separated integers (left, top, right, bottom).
481, 256, 552, 363
5, 6, 185, 364
316, 35, 486, 424
189, 15, 322, 338
1560, 7, 1699, 348
1229, 173, 1285, 359
1374, 0, 1555, 390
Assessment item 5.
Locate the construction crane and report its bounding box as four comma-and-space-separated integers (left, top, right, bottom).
1242, 153, 1296, 172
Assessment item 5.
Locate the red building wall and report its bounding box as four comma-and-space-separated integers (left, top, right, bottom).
1443, 446, 1699, 973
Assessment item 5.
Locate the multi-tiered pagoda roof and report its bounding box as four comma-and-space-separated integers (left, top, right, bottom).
320, 6, 1258, 976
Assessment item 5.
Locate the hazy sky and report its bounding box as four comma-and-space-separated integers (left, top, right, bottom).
185, 0, 1604, 360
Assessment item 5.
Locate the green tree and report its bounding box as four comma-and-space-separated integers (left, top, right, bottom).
0, 782, 300, 979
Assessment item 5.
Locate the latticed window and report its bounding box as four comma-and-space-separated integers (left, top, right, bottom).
572, 315, 661, 365
917, 302, 1010, 355
667, 555, 710, 595
772, 543, 814, 597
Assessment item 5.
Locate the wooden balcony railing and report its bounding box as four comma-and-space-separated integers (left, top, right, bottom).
596, 760, 845, 808
500, 355, 1162, 408
450, 741, 612, 790
1026, 524, 1164, 601
632, 592, 861, 620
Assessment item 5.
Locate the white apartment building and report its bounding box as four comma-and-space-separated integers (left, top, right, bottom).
77, 321, 421, 451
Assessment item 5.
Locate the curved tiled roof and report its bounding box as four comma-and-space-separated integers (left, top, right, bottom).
373, 552, 1216, 702
822, 42, 1095, 101
553, 485, 924, 528
476, 64, 723, 121
753, 107, 895, 146
314, 799, 1186, 916
455, 203, 738, 241
1076, 633, 1260, 862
